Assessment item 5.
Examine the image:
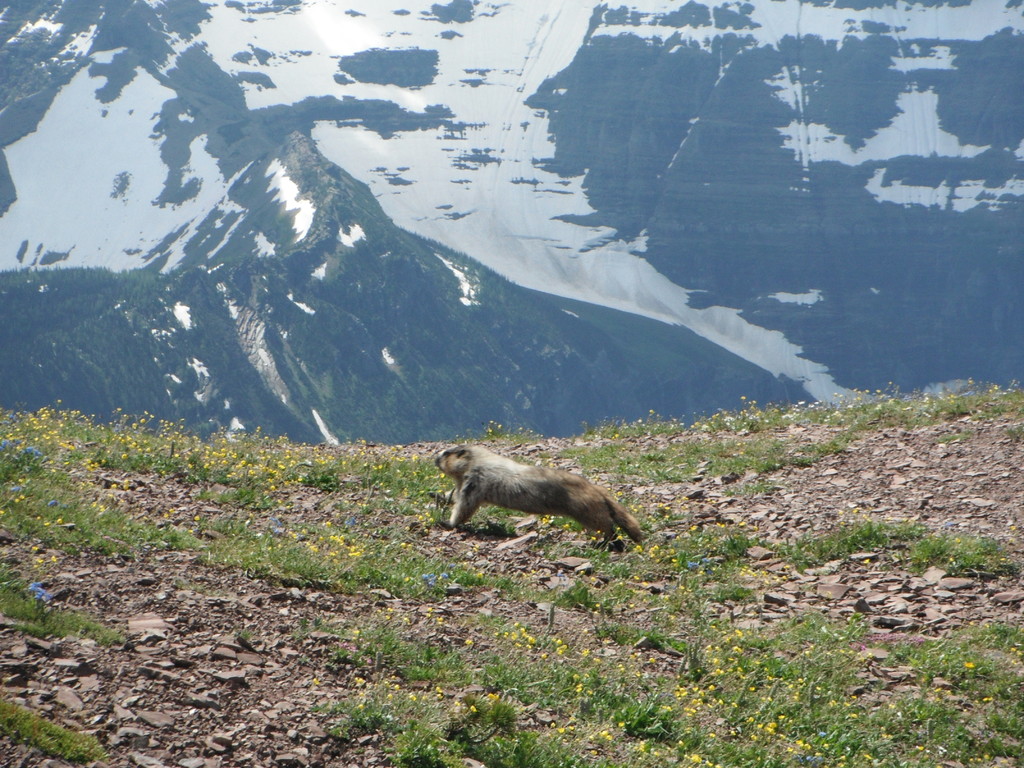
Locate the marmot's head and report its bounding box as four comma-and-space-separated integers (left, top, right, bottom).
435, 445, 472, 478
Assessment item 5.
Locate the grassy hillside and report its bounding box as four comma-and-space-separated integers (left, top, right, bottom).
1, 387, 1023, 766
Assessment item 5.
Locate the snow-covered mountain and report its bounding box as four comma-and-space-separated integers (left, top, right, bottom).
1, 0, 1022, 440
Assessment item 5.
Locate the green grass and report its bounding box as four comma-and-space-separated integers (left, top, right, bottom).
0, 565, 122, 644
908, 533, 1020, 577
0, 698, 107, 763
782, 519, 927, 569
780, 519, 1019, 577
578, 385, 1024, 487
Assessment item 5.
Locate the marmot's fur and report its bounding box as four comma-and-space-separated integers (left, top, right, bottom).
435, 445, 643, 543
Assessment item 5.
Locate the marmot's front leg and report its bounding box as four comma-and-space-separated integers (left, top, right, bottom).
449, 478, 483, 528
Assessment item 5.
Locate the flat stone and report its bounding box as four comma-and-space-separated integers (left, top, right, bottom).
992, 590, 1024, 604
205, 733, 234, 753
54, 658, 95, 675
129, 751, 167, 767
274, 751, 309, 767
138, 710, 175, 728
495, 532, 538, 551
746, 546, 774, 561
139, 666, 182, 684
128, 614, 171, 633
48, 687, 82, 715
554, 557, 592, 572
816, 583, 852, 600
210, 669, 247, 686
922, 566, 947, 584
848, 552, 880, 562
966, 497, 996, 507
937, 577, 975, 590
113, 727, 150, 748
186, 693, 221, 710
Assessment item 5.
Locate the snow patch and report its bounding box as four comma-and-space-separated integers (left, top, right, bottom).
381, 347, 397, 366
867, 169, 1024, 212
588, 0, 1020, 52
777, 89, 989, 170
18, 17, 62, 39
768, 290, 822, 306
891, 45, 956, 72
266, 160, 315, 242
312, 262, 328, 280
339, 223, 366, 247
172, 302, 193, 329
188, 357, 213, 404
435, 254, 479, 306
254, 232, 276, 257
0, 64, 234, 271
311, 408, 340, 445
188, 358, 210, 379
288, 292, 316, 315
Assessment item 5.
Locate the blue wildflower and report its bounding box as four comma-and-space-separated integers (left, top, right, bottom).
47, 500, 59, 507
21, 446, 43, 459
422, 574, 438, 588
28, 582, 54, 604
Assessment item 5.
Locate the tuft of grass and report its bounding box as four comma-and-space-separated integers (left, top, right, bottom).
0, 698, 107, 763
394, 722, 462, 768
782, 519, 926, 570
615, 696, 680, 741
0, 565, 122, 645
909, 533, 1019, 577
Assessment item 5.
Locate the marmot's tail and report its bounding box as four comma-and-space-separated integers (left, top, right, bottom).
608, 501, 643, 543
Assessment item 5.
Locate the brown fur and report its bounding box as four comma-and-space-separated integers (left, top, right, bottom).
435, 445, 643, 544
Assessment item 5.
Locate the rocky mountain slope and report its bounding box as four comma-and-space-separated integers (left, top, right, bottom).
0, 0, 1022, 441
1, 392, 1023, 766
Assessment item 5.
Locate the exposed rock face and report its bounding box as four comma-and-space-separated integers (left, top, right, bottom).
527, 4, 1024, 396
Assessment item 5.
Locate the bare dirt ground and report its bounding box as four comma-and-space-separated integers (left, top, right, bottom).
2, 416, 1023, 767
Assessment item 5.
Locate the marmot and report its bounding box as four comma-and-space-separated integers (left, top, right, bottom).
435, 445, 643, 543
